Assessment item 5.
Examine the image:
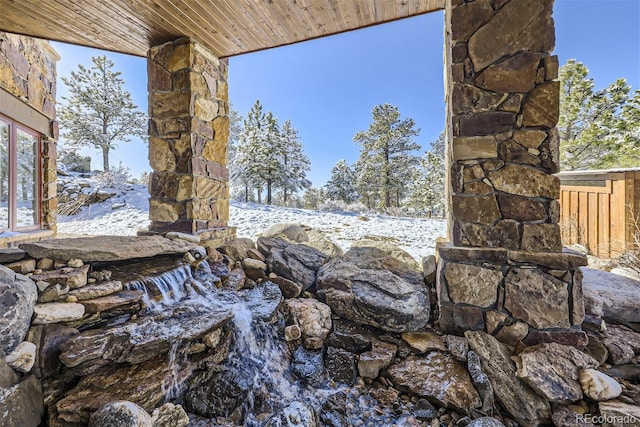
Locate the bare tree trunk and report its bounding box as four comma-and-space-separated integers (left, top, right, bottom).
257, 189, 262, 204
267, 180, 272, 205
245, 185, 249, 202
102, 146, 110, 172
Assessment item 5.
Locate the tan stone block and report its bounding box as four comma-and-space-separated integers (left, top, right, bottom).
176, 175, 195, 202
151, 91, 191, 118
147, 60, 171, 92
192, 118, 214, 139
452, 83, 507, 115
27, 72, 45, 110
453, 135, 497, 160
216, 80, 228, 101
202, 140, 226, 164
148, 137, 176, 172
203, 71, 218, 97
468, 0, 554, 72
213, 116, 229, 143
461, 220, 520, 250
451, 63, 465, 83
521, 223, 562, 252
166, 42, 193, 72
451, 0, 494, 42
458, 111, 516, 136
152, 116, 191, 136
544, 55, 559, 81
476, 52, 541, 93
522, 81, 560, 127
498, 94, 523, 113
195, 176, 226, 199
187, 199, 215, 220
452, 194, 500, 225
444, 263, 502, 307
488, 164, 559, 199
512, 129, 547, 149
194, 97, 219, 121
504, 268, 570, 329
149, 171, 180, 199
463, 164, 485, 183
149, 40, 174, 66
216, 198, 229, 222
149, 198, 183, 222
464, 180, 493, 195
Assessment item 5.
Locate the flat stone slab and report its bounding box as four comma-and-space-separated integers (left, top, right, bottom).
582, 268, 640, 322
20, 236, 197, 263
33, 303, 85, 324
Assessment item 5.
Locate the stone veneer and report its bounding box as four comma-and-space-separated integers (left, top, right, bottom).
0, 33, 59, 241
437, 0, 587, 345
147, 37, 235, 248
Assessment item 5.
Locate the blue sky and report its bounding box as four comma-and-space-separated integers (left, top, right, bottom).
52, 0, 640, 186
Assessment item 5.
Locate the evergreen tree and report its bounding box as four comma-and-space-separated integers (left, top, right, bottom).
407, 132, 445, 217
227, 105, 251, 201
235, 100, 268, 202
354, 103, 420, 209
280, 120, 311, 205
59, 55, 146, 171
559, 59, 637, 170
325, 159, 358, 203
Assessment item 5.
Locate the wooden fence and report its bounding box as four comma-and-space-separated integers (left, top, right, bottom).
558, 168, 640, 258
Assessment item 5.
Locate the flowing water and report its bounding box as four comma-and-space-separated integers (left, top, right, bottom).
124, 261, 334, 426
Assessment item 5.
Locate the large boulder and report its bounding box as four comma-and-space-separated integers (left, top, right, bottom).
260, 237, 331, 291
264, 401, 317, 427
514, 343, 599, 403
465, 331, 551, 424
582, 268, 640, 322
0, 265, 37, 354
285, 298, 332, 350
316, 244, 429, 333
386, 352, 481, 413
20, 236, 196, 262
0, 375, 44, 427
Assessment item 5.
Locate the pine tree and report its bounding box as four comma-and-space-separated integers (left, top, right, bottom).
280, 120, 311, 205
354, 103, 420, 209
59, 55, 146, 171
407, 132, 445, 217
559, 59, 636, 170
235, 100, 267, 202
325, 159, 358, 203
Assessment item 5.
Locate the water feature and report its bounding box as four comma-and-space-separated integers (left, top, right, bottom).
122, 261, 332, 426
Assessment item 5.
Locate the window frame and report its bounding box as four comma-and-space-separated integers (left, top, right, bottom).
0, 113, 42, 232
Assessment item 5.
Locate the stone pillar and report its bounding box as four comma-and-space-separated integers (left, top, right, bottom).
437, 0, 587, 347
147, 37, 235, 247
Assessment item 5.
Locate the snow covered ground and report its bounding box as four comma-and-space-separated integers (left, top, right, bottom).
57, 179, 446, 261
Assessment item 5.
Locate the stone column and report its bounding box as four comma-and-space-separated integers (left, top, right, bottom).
147, 38, 235, 247
437, 0, 587, 347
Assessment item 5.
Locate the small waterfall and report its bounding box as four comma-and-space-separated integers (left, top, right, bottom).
163, 340, 187, 403
126, 264, 205, 311
124, 262, 336, 425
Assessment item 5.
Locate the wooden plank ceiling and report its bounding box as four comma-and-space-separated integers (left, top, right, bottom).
0, 0, 444, 58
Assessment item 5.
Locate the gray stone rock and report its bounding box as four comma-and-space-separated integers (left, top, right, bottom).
601, 325, 640, 365
357, 340, 396, 379
261, 223, 310, 242
325, 346, 357, 386
504, 268, 570, 329
0, 375, 44, 427
269, 276, 302, 298
88, 400, 152, 427
443, 263, 502, 307
551, 406, 595, 427
582, 268, 640, 322
0, 248, 26, 263
30, 265, 90, 289
468, 0, 554, 72
514, 343, 599, 403
326, 319, 377, 353
267, 242, 330, 291
305, 228, 343, 258
488, 164, 560, 199
467, 418, 506, 427
216, 238, 256, 262
317, 259, 429, 332
33, 302, 86, 324
0, 265, 37, 354
265, 401, 316, 427
386, 352, 481, 413
0, 357, 19, 388
467, 350, 494, 412
465, 331, 551, 424
292, 346, 326, 387
66, 280, 124, 301
20, 236, 196, 262
421, 255, 437, 286
598, 401, 640, 427
150, 403, 189, 427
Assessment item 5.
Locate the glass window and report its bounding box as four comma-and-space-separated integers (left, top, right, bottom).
0, 115, 41, 231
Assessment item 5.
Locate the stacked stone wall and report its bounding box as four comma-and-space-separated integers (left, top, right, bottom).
0, 32, 58, 234
438, 0, 587, 345
147, 38, 230, 236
